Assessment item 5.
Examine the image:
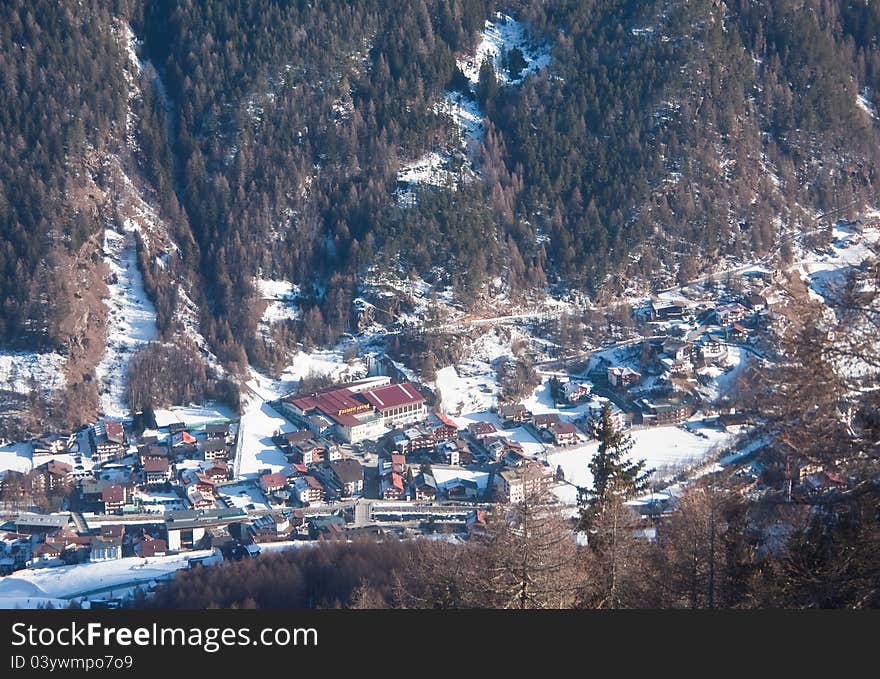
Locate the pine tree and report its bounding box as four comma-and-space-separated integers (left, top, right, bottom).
578, 402, 652, 530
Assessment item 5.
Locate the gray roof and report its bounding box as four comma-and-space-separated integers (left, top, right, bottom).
164, 507, 247, 531
15, 513, 71, 529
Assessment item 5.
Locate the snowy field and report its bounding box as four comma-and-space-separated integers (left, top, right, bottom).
234, 400, 295, 479
0, 442, 33, 476
0, 351, 67, 395
435, 365, 497, 416
95, 225, 158, 418
255, 277, 300, 328
547, 423, 736, 497
0, 550, 217, 608
153, 404, 235, 429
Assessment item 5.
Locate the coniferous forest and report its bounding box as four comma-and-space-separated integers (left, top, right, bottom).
3, 0, 880, 370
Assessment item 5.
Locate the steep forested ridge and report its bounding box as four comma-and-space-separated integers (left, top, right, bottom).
3, 0, 880, 417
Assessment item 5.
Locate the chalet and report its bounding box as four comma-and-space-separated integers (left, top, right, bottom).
187, 487, 214, 510
31, 434, 68, 459
532, 413, 561, 430
260, 472, 288, 494
726, 323, 749, 342
562, 381, 592, 403
468, 421, 499, 440
104, 421, 126, 446
204, 423, 229, 439
636, 394, 694, 425
170, 430, 197, 455
327, 459, 364, 496
607, 366, 641, 389
392, 427, 435, 455
499, 403, 532, 425
661, 339, 692, 363
34, 460, 73, 493
251, 513, 291, 541
94, 439, 125, 463
715, 302, 747, 325
745, 293, 768, 311
279, 430, 313, 451
390, 454, 407, 474
381, 472, 406, 500
696, 335, 727, 363
293, 440, 326, 466
204, 463, 229, 483
649, 300, 687, 321
550, 421, 578, 446
143, 458, 171, 485
293, 476, 325, 505
413, 472, 437, 501
135, 535, 167, 558
101, 484, 129, 514
502, 449, 529, 467
437, 438, 466, 465
446, 478, 481, 500
200, 438, 228, 461
168, 422, 187, 434
278, 463, 308, 481
29, 542, 63, 565
465, 509, 488, 537
495, 464, 550, 504
429, 412, 460, 441
308, 515, 346, 540
139, 444, 168, 466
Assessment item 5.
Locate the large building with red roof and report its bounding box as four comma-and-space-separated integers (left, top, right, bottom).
280, 377, 427, 443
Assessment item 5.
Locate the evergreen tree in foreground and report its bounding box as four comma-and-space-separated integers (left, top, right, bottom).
578, 402, 652, 531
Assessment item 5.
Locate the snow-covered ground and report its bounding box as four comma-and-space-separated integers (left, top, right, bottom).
0, 351, 67, 395
857, 88, 877, 121
251, 349, 368, 401
0, 442, 33, 476
399, 13, 549, 201
800, 222, 879, 305
0, 550, 217, 607
255, 277, 300, 331
234, 399, 295, 479
94, 225, 158, 419
456, 13, 551, 87
435, 365, 497, 416
547, 422, 736, 497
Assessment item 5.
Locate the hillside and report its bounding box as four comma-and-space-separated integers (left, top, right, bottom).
2, 0, 880, 431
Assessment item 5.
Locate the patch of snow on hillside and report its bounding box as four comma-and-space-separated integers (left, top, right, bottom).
0, 352, 67, 395
95, 225, 158, 418
255, 277, 301, 329
456, 13, 551, 86
857, 88, 877, 120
